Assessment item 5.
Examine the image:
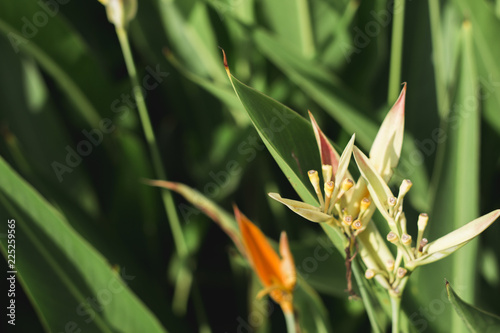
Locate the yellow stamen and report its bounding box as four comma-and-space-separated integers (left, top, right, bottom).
360, 197, 371, 212
343, 215, 353, 226
353, 220, 363, 230
341, 178, 354, 192
322, 164, 333, 183
416, 213, 429, 254
323, 181, 334, 213
308, 170, 324, 207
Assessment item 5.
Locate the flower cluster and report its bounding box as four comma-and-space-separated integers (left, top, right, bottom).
269, 84, 500, 298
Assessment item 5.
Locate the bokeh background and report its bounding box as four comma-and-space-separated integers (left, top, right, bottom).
0, 0, 499, 332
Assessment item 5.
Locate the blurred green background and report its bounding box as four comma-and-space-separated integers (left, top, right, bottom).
0, 0, 499, 332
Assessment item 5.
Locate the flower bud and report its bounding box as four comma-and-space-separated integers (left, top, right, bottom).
399, 179, 413, 197
397, 267, 407, 278
353, 220, 363, 230
401, 234, 412, 246
322, 164, 333, 183
360, 197, 371, 212
385, 260, 395, 271
99, 0, 137, 30
417, 213, 429, 231
387, 231, 398, 243
343, 215, 353, 226
324, 181, 334, 198
365, 269, 376, 279
341, 178, 354, 191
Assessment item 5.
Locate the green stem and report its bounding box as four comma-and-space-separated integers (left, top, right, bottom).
115, 27, 188, 258
390, 295, 401, 333
387, 0, 406, 103
283, 309, 297, 333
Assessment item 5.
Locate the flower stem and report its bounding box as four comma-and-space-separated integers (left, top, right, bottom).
388, 0, 406, 104
283, 309, 297, 333
115, 27, 188, 258
390, 295, 401, 333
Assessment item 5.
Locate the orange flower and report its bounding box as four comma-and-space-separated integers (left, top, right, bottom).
234, 205, 296, 314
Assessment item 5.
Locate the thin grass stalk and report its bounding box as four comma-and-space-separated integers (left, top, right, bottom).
115, 27, 188, 258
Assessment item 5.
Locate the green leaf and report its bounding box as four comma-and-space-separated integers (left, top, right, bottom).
453, 0, 500, 134
252, 29, 430, 211
224, 60, 391, 333
0, 18, 101, 128
164, 50, 248, 126
225, 63, 320, 206
446, 280, 500, 332
0, 156, 167, 332
417, 21, 481, 333
157, 0, 225, 82
253, 28, 375, 148
260, 0, 315, 59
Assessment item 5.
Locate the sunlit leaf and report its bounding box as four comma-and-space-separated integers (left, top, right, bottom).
411, 210, 500, 268
268, 193, 333, 223
446, 280, 500, 332
353, 146, 394, 222
369, 83, 406, 182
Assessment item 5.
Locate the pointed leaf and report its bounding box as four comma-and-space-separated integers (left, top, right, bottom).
144, 180, 245, 254
0, 157, 167, 333
222, 50, 320, 206
413, 210, 500, 267
353, 146, 395, 222
309, 111, 341, 173
446, 280, 500, 332
369, 83, 406, 182
334, 134, 355, 190
268, 193, 333, 223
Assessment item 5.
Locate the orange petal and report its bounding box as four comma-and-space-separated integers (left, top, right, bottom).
234, 205, 282, 288
279, 232, 296, 291
309, 111, 341, 175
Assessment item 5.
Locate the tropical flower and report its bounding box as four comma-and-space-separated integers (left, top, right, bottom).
234, 205, 296, 314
